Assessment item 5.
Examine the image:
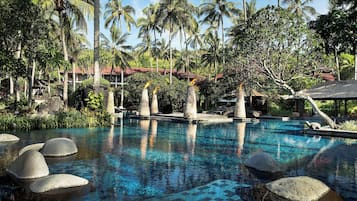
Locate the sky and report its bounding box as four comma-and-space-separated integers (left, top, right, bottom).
85, 0, 330, 49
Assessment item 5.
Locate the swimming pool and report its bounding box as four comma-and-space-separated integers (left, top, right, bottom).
1, 119, 356, 200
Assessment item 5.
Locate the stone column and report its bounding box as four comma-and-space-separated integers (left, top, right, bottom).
234, 83, 246, 121
139, 88, 150, 119
107, 90, 115, 124
151, 93, 159, 114
184, 85, 197, 120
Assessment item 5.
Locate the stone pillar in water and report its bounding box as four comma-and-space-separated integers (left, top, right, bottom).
107, 90, 115, 124
139, 88, 150, 119
151, 87, 159, 114
234, 83, 246, 120
184, 85, 197, 120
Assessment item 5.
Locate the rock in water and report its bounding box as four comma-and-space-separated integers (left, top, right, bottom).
244, 152, 281, 173
41, 138, 78, 157
0, 134, 19, 142
30, 174, 88, 193
18, 143, 45, 156
6, 150, 49, 179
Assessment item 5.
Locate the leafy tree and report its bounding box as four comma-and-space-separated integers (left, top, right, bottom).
230, 6, 337, 128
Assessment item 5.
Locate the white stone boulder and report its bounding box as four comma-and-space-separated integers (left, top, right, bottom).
0, 134, 19, 142
6, 150, 49, 179
266, 176, 330, 201
19, 143, 44, 156
244, 152, 281, 173
41, 138, 78, 157
30, 174, 89, 193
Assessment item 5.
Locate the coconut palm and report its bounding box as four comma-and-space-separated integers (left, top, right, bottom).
33, 0, 93, 107
94, 0, 100, 91
201, 32, 222, 82
101, 27, 133, 108
187, 25, 203, 69
157, 39, 170, 72
137, 4, 161, 72
104, 0, 136, 32
156, 0, 186, 84
283, 0, 317, 20
199, 0, 240, 67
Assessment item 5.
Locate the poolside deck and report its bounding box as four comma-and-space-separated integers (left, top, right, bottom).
304, 127, 357, 139
128, 112, 233, 124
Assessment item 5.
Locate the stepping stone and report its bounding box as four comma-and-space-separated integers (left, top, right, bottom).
19, 143, 44, 156
0, 134, 19, 142
30, 174, 89, 194
252, 176, 343, 201
244, 152, 281, 173
6, 150, 49, 179
41, 138, 78, 157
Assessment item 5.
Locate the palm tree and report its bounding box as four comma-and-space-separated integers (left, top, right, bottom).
67, 21, 89, 92
199, 0, 240, 67
137, 4, 161, 72
283, 0, 317, 20
101, 27, 133, 108
157, 39, 170, 72
104, 0, 136, 32
201, 32, 222, 82
94, 0, 100, 91
33, 0, 93, 106
156, 0, 185, 85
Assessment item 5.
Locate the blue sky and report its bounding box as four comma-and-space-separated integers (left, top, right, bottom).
85, 0, 330, 49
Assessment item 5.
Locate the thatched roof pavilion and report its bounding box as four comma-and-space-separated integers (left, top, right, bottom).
296, 80, 357, 117
299, 80, 357, 100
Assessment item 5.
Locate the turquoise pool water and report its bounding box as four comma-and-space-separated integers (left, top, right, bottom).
1, 119, 357, 200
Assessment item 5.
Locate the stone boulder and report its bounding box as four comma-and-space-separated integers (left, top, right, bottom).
18, 143, 44, 156
305, 121, 321, 130
244, 152, 283, 179
41, 138, 78, 157
0, 134, 19, 142
30, 174, 88, 193
38, 96, 64, 115
6, 150, 49, 179
252, 176, 343, 201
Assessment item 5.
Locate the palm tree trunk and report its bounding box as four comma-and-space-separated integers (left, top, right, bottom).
120, 70, 124, 108
94, 0, 101, 91
243, 0, 247, 21
353, 45, 357, 80
334, 48, 340, 81
221, 18, 225, 67
169, 26, 173, 85
72, 62, 76, 92
61, 25, 69, 109
278, 0, 280, 7
154, 30, 159, 73
28, 60, 36, 107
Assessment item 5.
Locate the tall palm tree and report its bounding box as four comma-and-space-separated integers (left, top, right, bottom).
187, 25, 203, 73
199, 0, 239, 67
67, 21, 89, 92
33, 0, 93, 107
156, 0, 185, 85
283, 0, 317, 20
158, 39, 170, 72
101, 27, 133, 108
137, 4, 161, 72
94, 0, 100, 91
104, 0, 136, 32
201, 32, 221, 82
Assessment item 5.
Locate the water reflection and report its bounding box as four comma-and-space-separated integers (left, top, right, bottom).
149, 120, 158, 149
236, 122, 246, 158
184, 124, 197, 161
140, 120, 150, 160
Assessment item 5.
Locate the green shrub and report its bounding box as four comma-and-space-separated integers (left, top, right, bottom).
0, 108, 111, 131
81, 77, 110, 89
339, 121, 357, 131
268, 101, 293, 116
